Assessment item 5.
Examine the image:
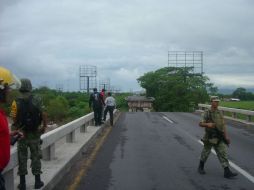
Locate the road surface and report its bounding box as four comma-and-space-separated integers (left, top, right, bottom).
59, 112, 254, 190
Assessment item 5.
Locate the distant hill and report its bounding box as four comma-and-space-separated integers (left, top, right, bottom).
218, 88, 254, 95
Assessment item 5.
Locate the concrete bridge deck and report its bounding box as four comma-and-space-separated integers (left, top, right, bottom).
3, 108, 254, 190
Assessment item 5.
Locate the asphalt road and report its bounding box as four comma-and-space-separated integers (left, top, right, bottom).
62, 112, 254, 190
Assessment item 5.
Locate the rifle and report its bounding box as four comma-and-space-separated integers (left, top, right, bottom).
207, 110, 229, 147
10, 125, 43, 145
10, 133, 23, 145
10, 133, 43, 145
212, 127, 229, 146
10, 125, 24, 145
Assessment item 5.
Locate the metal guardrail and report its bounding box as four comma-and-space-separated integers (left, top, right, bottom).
198, 104, 254, 124
3, 112, 95, 190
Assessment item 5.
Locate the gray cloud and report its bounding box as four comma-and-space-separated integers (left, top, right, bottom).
0, 0, 254, 91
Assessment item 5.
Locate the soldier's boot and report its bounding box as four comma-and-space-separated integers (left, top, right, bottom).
198, 161, 206, 174
224, 167, 238, 178
34, 175, 44, 189
18, 175, 26, 190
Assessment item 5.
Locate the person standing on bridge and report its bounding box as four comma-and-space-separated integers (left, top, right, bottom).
0, 67, 24, 190
198, 96, 238, 178
89, 88, 105, 126
10, 78, 47, 190
103, 92, 116, 126
100, 88, 106, 120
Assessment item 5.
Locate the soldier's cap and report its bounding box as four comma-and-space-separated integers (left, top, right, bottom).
210, 96, 220, 102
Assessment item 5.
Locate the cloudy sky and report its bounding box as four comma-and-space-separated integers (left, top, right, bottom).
0, 0, 254, 92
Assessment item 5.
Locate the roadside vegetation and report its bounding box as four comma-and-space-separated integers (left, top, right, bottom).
137, 67, 216, 112
138, 67, 254, 113
5, 67, 253, 123
218, 101, 254, 122
218, 87, 254, 111
5, 87, 130, 125
220, 101, 254, 111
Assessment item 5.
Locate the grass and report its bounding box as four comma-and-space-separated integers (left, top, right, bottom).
219, 101, 254, 122
220, 101, 254, 111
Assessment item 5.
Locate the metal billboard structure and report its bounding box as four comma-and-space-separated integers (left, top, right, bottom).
99, 78, 110, 92
79, 65, 97, 93
168, 51, 203, 74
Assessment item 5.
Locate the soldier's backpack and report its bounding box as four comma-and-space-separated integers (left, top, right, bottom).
92, 92, 102, 107
16, 95, 42, 131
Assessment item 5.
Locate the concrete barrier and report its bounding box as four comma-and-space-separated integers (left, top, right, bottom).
198, 104, 254, 125
2, 110, 118, 190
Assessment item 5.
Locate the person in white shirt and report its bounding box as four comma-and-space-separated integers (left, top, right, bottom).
103, 92, 116, 126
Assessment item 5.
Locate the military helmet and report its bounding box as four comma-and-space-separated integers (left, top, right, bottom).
19, 78, 32, 92
210, 96, 220, 102
0, 66, 21, 89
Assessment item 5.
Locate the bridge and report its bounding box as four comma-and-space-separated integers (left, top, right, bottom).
2, 106, 254, 190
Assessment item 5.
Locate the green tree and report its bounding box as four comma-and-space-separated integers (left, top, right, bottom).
246, 92, 254, 100
137, 67, 213, 112
232, 87, 247, 100
232, 87, 254, 100
206, 83, 218, 95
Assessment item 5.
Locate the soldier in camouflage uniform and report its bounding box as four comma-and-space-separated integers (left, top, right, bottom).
10, 78, 47, 190
198, 96, 237, 178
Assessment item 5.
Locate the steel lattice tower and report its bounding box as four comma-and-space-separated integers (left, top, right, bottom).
79, 65, 97, 93
168, 51, 203, 74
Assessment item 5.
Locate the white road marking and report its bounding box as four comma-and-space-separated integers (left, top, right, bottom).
163, 116, 174, 123
197, 140, 254, 183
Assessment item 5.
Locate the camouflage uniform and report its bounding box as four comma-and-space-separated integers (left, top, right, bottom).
200, 109, 229, 168
10, 93, 44, 176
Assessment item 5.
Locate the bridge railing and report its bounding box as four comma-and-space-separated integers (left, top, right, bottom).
198, 104, 254, 124
2, 112, 95, 190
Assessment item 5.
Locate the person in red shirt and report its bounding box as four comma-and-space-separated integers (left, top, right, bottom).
100, 88, 106, 99
100, 89, 106, 120
0, 66, 23, 190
